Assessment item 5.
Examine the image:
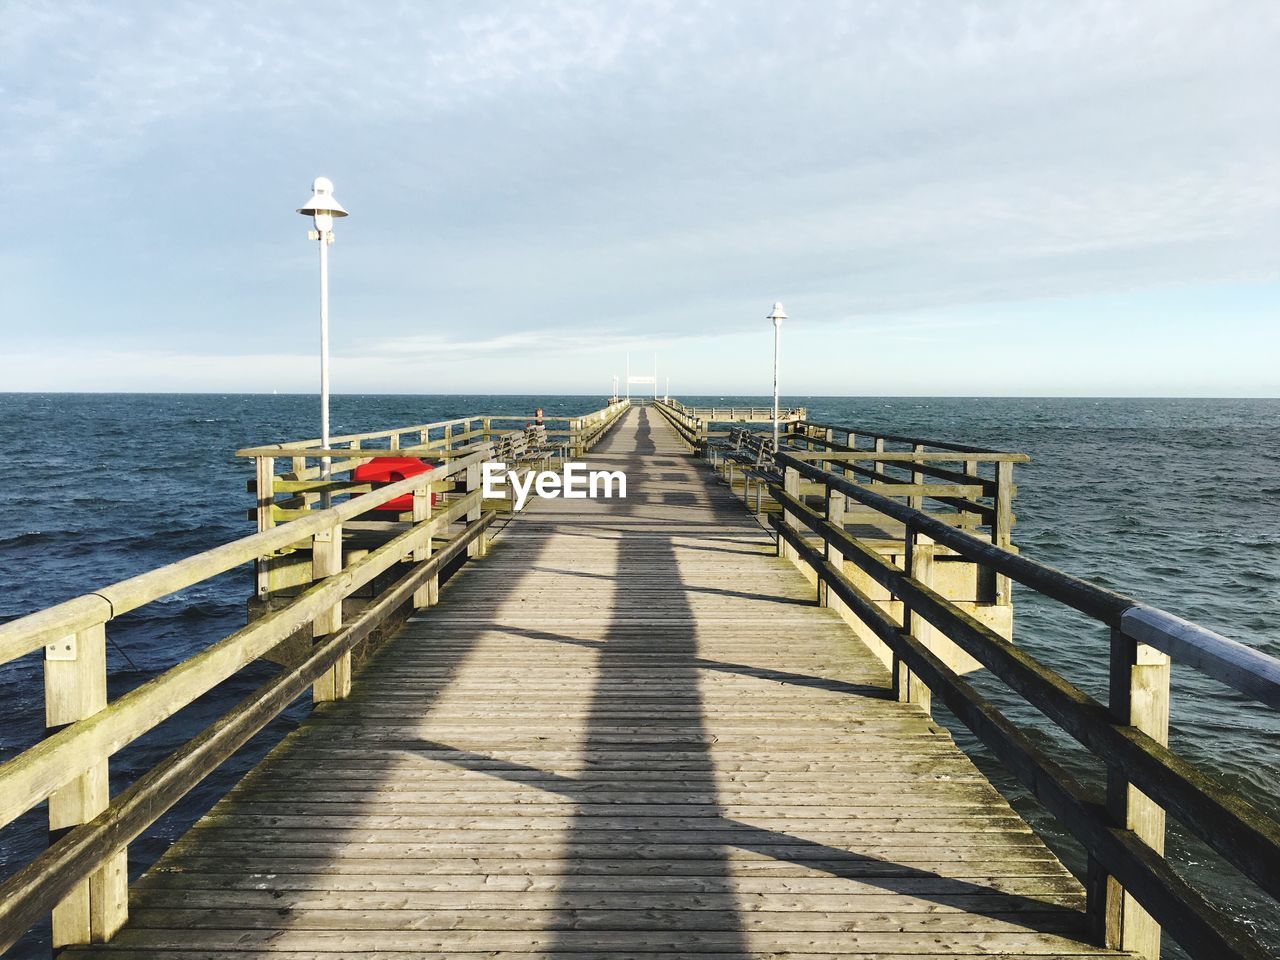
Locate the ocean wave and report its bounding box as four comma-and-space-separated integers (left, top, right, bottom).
117, 601, 241, 627
0, 531, 52, 549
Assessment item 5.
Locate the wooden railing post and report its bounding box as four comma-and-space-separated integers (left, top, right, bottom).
899, 527, 934, 715
962, 457, 980, 530
311, 524, 348, 702
820, 487, 846, 609
465, 461, 485, 558
292, 455, 318, 512
993, 460, 1014, 605
908, 442, 925, 510
779, 465, 799, 559
254, 456, 275, 533
1089, 628, 1171, 959
44, 622, 127, 946
412, 484, 434, 609
253, 456, 275, 601
821, 427, 835, 472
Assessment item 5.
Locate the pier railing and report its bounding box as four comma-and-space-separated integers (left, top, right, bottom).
664, 400, 1278, 960
0, 399, 629, 953
238, 399, 631, 526
237, 400, 631, 458
662, 398, 807, 424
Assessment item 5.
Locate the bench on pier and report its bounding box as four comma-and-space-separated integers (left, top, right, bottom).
713, 428, 782, 509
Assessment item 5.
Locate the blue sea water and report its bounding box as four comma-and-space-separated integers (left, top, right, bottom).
0, 393, 1277, 957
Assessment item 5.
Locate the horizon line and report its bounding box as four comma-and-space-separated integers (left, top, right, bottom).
2, 391, 1279, 401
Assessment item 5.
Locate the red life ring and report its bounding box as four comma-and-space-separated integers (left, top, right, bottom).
351, 457, 437, 511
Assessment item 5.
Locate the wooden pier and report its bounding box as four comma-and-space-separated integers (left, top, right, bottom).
0, 401, 1276, 959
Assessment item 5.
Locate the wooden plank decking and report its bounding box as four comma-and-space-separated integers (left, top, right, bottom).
70, 407, 1121, 959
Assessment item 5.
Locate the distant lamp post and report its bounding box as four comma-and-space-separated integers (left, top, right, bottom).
296, 177, 348, 482
768, 302, 787, 449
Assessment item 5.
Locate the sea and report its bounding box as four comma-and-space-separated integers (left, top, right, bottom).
0, 393, 1277, 958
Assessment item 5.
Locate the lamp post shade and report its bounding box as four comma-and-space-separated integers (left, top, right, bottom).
297, 177, 348, 220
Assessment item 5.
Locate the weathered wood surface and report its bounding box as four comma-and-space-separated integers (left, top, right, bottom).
68, 408, 1118, 958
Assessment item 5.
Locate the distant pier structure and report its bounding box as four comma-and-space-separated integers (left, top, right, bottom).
0, 399, 1276, 959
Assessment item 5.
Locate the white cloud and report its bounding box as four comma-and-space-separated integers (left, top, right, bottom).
0, 1, 1277, 392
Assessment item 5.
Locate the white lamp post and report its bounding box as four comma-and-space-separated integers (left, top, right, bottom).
768, 302, 787, 449
296, 177, 348, 483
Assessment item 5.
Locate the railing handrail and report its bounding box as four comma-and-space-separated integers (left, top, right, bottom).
237, 401, 628, 456
776, 449, 1280, 706
1120, 604, 1280, 709
0, 508, 496, 951
783, 448, 1028, 462
0, 447, 494, 665
683, 406, 805, 418
247, 414, 490, 452
0, 486, 486, 824
796, 417, 1015, 456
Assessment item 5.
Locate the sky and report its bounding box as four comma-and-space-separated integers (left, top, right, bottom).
0, 1, 1277, 396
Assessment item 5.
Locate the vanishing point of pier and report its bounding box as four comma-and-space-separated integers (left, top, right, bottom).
0, 401, 1276, 959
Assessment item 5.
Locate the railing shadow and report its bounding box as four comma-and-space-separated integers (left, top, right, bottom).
405, 735, 1084, 937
